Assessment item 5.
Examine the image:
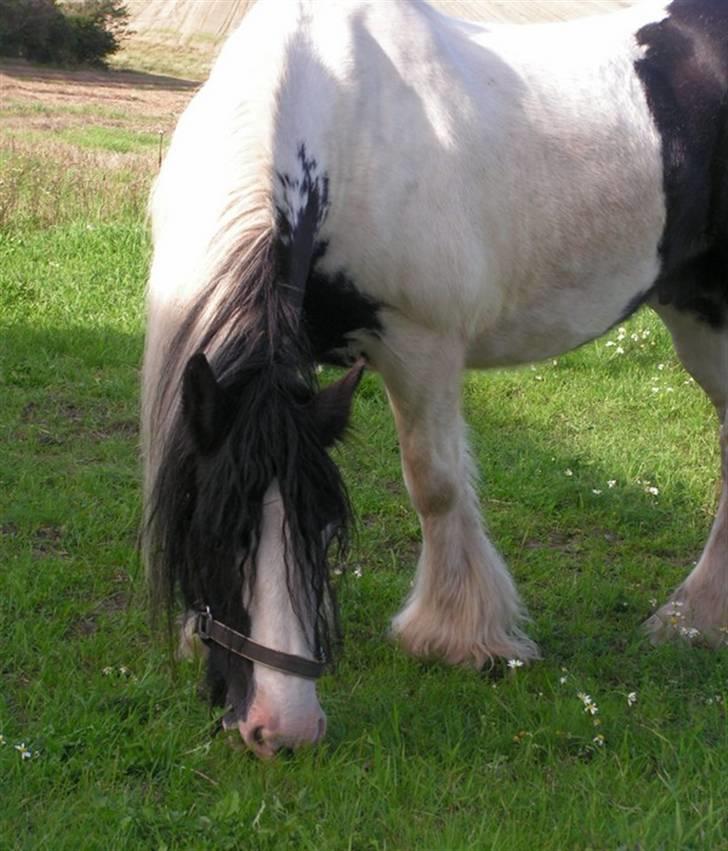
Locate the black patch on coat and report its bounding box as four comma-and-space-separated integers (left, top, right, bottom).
304, 242, 383, 365
275, 145, 382, 364
635, 0, 728, 327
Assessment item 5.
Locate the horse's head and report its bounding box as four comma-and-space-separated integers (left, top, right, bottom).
170, 353, 363, 758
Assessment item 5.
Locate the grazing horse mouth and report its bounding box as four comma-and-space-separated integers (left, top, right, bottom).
199, 606, 330, 757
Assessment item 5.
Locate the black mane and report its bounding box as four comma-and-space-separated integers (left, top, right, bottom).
145, 163, 354, 701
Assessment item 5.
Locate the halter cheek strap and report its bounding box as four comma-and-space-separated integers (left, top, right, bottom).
195, 608, 326, 681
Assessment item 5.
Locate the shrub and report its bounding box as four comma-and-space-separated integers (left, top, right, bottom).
0, 0, 130, 67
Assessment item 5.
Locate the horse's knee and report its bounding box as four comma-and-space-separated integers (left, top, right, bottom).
404, 459, 458, 516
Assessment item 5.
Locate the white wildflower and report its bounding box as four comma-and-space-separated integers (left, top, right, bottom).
577, 692, 599, 715
679, 626, 700, 640
14, 743, 32, 760
627, 691, 637, 707
565, 469, 573, 477
607, 480, 617, 488
593, 734, 605, 747
507, 659, 524, 670
592, 489, 603, 495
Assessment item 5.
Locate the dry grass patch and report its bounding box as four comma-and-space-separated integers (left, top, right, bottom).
0, 60, 199, 230
0, 139, 152, 230
111, 34, 217, 81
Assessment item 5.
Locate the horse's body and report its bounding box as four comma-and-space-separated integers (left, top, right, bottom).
143, 0, 728, 758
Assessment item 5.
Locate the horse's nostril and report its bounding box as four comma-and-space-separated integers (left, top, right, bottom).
252, 726, 265, 745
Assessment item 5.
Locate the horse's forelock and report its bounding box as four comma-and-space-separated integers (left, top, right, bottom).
148, 353, 350, 676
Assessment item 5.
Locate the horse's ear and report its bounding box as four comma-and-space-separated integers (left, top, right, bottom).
312, 360, 365, 447
182, 353, 231, 453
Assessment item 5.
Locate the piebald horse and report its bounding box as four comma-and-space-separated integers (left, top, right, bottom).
142, 0, 728, 758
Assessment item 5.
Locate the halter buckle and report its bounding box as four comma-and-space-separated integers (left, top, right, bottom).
196, 606, 212, 640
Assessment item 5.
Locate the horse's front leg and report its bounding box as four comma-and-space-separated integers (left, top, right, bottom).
371, 329, 539, 668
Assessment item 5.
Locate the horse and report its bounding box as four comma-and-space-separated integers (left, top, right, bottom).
141, 0, 728, 759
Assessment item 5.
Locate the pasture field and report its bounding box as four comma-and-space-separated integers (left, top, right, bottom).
2, 60, 728, 850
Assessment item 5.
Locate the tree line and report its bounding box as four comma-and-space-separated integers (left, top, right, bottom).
0, 0, 130, 67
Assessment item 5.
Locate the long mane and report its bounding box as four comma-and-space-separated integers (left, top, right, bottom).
142, 150, 350, 672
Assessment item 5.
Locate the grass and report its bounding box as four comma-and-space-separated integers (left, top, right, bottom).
0, 100, 135, 122
57, 126, 162, 154
111, 34, 218, 81
2, 66, 727, 851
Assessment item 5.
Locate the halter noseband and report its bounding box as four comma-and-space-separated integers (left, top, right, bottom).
195, 608, 326, 680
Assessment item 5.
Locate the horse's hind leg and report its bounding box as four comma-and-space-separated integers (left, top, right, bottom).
370, 325, 539, 667
646, 304, 728, 646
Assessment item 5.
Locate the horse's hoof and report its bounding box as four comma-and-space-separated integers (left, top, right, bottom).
391, 605, 540, 669
643, 599, 728, 648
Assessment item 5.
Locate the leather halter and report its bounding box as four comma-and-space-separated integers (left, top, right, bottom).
195, 608, 326, 680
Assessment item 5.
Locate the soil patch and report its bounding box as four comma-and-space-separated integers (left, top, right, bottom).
0, 60, 198, 131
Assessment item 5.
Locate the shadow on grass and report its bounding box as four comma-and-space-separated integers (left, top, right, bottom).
0, 58, 199, 92
1, 323, 144, 375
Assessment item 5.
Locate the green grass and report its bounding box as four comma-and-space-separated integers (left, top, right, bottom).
2, 113, 727, 850
0, 100, 135, 122
58, 126, 163, 154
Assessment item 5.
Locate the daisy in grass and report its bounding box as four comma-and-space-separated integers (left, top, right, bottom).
577, 692, 599, 715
